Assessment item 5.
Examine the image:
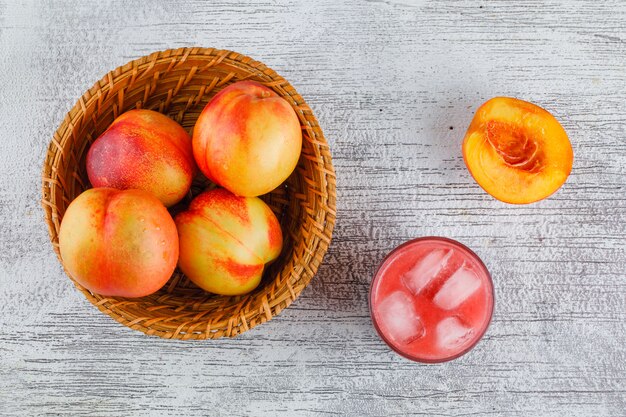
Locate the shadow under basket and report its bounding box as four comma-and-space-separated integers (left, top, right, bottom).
41, 47, 336, 340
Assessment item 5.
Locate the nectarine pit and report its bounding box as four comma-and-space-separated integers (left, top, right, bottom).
485, 120, 543, 173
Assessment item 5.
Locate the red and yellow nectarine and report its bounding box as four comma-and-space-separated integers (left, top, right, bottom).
58, 188, 178, 297
87, 109, 195, 207
175, 188, 283, 295
462, 97, 573, 204
193, 81, 302, 197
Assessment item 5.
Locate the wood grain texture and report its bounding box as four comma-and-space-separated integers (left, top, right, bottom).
0, 0, 625, 416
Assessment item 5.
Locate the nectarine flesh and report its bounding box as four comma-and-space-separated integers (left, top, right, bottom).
462, 97, 573, 204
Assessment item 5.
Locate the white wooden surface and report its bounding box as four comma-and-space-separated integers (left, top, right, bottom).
1, 0, 625, 416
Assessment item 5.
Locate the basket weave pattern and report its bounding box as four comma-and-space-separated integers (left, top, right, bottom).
41, 48, 336, 339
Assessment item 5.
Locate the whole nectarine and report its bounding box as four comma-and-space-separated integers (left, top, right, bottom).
192, 81, 302, 197
58, 188, 178, 297
87, 109, 195, 207
175, 188, 283, 295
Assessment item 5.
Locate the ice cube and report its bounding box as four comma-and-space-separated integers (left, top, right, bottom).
437, 316, 474, 350
402, 249, 452, 295
376, 291, 425, 345
432, 264, 481, 310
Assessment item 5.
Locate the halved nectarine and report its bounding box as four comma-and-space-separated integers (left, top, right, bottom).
462, 97, 573, 204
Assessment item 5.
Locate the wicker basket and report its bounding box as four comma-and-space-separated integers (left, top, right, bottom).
41, 48, 336, 339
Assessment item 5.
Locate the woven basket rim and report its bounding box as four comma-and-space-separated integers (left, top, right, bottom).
41, 47, 336, 340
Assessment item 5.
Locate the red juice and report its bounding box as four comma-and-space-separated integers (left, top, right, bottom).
370, 237, 494, 363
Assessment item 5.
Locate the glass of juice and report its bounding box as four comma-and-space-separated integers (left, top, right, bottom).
369, 237, 494, 363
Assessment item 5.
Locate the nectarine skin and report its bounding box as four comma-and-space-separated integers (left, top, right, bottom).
193, 81, 302, 197
462, 97, 573, 204
58, 188, 179, 298
175, 188, 283, 296
87, 109, 195, 207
